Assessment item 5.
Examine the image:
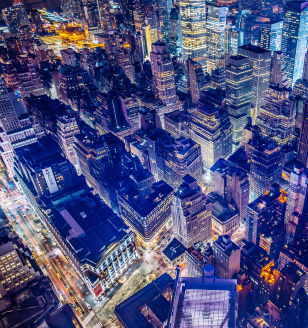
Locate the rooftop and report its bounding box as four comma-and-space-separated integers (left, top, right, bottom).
239, 44, 271, 54
163, 238, 186, 262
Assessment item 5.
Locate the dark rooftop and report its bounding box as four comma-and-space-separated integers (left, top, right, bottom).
239, 44, 271, 54
163, 238, 186, 262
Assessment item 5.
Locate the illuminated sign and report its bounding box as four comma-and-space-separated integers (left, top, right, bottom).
42, 167, 59, 194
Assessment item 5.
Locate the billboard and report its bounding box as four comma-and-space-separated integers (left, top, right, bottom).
42, 167, 59, 194
93, 282, 103, 298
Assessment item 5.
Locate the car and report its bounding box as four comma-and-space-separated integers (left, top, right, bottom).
76, 307, 81, 312
56, 273, 62, 278
66, 287, 71, 292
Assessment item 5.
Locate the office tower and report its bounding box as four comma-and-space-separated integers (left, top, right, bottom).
2, 7, 20, 37
98, 0, 113, 31
185, 242, 213, 277
180, 0, 207, 71
172, 175, 212, 248
133, 0, 144, 33
30, 9, 43, 33
81, 0, 100, 28
210, 158, 249, 222
0, 78, 21, 133
0, 241, 39, 297
210, 67, 226, 90
297, 99, 308, 167
258, 21, 283, 52
276, 263, 306, 313
281, 1, 308, 87
158, 0, 170, 44
169, 6, 181, 55
164, 110, 191, 139
186, 58, 204, 104
259, 226, 285, 261
250, 139, 282, 201
293, 50, 308, 98
205, 5, 227, 73
284, 166, 308, 226
256, 52, 295, 146
13, 1, 29, 26
146, 129, 203, 188
190, 104, 232, 169
225, 25, 243, 56
57, 116, 80, 173
118, 180, 173, 247
150, 41, 177, 106
121, 0, 136, 31
238, 45, 271, 123
270, 51, 289, 88
167, 265, 237, 328
246, 184, 287, 245
212, 235, 240, 279
226, 55, 253, 151
240, 242, 274, 309
62, 0, 82, 20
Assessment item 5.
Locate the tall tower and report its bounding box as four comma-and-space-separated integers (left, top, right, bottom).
256, 52, 295, 146
297, 98, 308, 168
205, 5, 227, 73
238, 45, 271, 124
281, 1, 308, 87
0, 78, 21, 133
121, 0, 136, 31
180, 0, 207, 71
150, 41, 177, 106
226, 55, 253, 151
13, 1, 29, 26
81, 0, 100, 28
172, 175, 212, 248
2, 7, 20, 37
293, 50, 308, 98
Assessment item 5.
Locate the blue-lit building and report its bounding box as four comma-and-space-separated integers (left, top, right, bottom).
281, 1, 308, 87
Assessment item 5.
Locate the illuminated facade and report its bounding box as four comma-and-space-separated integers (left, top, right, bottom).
169, 6, 182, 55
150, 41, 178, 106
167, 265, 237, 328
249, 139, 282, 202
190, 104, 232, 169
172, 174, 212, 248
205, 5, 227, 73
226, 55, 253, 151
118, 180, 173, 246
281, 1, 308, 87
180, 0, 207, 71
284, 166, 308, 226
293, 50, 308, 98
297, 99, 308, 167
147, 130, 203, 188
258, 21, 283, 53
81, 0, 100, 28
256, 51, 295, 146
238, 45, 271, 123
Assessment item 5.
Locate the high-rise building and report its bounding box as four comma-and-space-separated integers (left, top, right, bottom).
81, 0, 101, 28
190, 103, 233, 170
284, 166, 308, 226
2, 7, 20, 37
210, 158, 249, 222
250, 139, 282, 201
121, 0, 136, 31
297, 98, 308, 168
226, 55, 253, 151
187, 58, 203, 104
169, 6, 181, 55
118, 180, 173, 247
281, 1, 308, 87
256, 52, 295, 146
57, 116, 80, 173
238, 45, 271, 123
276, 262, 306, 313
225, 25, 243, 56
164, 110, 191, 139
258, 21, 283, 52
172, 174, 212, 248
205, 5, 227, 73
150, 41, 178, 106
293, 50, 308, 98
180, 0, 207, 71
246, 183, 287, 245
146, 129, 203, 188
212, 235, 241, 279
13, 1, 29, 26
185, 242, 213, 277
167, 265, 237, 328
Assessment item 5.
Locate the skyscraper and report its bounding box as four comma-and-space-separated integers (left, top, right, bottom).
169, 6, 181, 55
281, 1, 308, 87
167, 265, 237, 328
172, 174, 212, 248
293, 50, 308, 98
256, 52, 295, 146
284, 165, 308, 226
13, 1, 29, 26
205, 5, 227, 73
190, 103, 233, 170
150, 41, 178, 106
81, 0, 100, 28
238, 45, 271, 123
250, 139, 282, 201
180, 0, 207, 71
226, 55, 253, 151
212, 235, 241, 279
121, 0, 136, 31
258, 21, 283, 52
2, 7, 20, 37
297, 98, 308, 167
